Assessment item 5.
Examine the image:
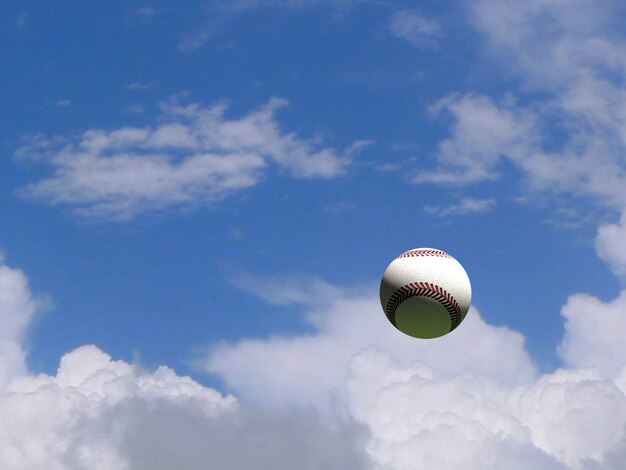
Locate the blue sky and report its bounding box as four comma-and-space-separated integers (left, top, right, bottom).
2, 1, 626, 468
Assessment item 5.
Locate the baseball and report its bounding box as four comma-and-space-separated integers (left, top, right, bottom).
380, 248, 472, 339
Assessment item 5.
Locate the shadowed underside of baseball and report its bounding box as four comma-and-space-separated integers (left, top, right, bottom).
380, 248, 472, 339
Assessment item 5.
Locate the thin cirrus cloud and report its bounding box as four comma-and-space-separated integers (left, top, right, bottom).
126, 81, 155, 91
178, 0, 362, 50
17, 98, 357, 221
219, 0, 360, 12
424, 197, 497, 217
389, 9, 442, 49
226, 272, 348, 306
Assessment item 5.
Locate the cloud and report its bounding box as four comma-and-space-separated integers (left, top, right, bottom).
16, 12, 28, 29
0, 265, 36, 389
127, 7, 165, 23
0, 261, 371, 469
424, 197, 497, 217
471, 0, 625, 89
418, 90, 626, 207
204, 290, 538, 410
414, 94, 538, 185
559, 290, 626, 378
203, 235, 626, 468
323, 201, 356, 214
4, 241, 626, 468
596, 210, 626, 279
389, 9, 441, 49
6, 258, 622, 469
179, 30, 213, 52
127, 81, 155, 91
17, 98, 355, 221
0, 345, 370, 469
349, 348, 626, 469
415, 1, 626, 212
227, 273, 347, 306
121, 104, 145, 115
220, 0, 359, 13
178, 0, 360, 50
115, 400, 370, 470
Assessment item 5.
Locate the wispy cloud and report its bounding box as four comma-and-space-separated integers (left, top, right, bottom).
227, 272, 348, 307
220, 0, 360, 14
122, 104, 146, 114
424, 197, 497, 217
127, 81, 155, 91
389, 9, 441, 49
179, 30, 213, 52
127, 7, 165, 22
323, 201, 355, 214
179, 0, 363, 50
16, 12, 28, 29
417, 0, 626, 210
418, 88, 626, 208
17, 98, 357, 221
414, 94, 538, 185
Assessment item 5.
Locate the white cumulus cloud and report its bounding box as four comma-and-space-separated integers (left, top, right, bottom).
18, 98, 355, 221
0, 265, 36, 390
559, 290, 626, 378
203, 227, 626, 469
204, 289, 537, 410
0, 261, 371, 469
596, 210, 626, 279
204, 281, 626, 468
5, 232, 626, 468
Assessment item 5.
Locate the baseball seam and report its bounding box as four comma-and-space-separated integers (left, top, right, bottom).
396, 249, 453, 259
385, 282, 462, 332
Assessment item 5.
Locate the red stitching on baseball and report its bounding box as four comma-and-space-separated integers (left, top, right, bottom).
396, 249, 452, 259
385, 282, 462, 331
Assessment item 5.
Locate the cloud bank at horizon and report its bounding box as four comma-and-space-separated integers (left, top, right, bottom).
1, 218, 626, 468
